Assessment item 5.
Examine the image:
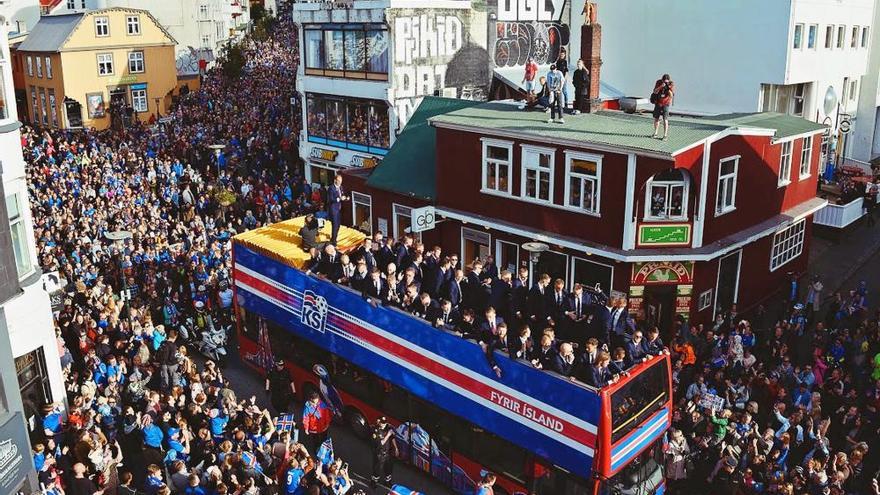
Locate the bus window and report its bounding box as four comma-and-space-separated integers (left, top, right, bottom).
470, 428, 528, 484
267, 324, 296, 363
331, 359, 383, 410
600, 437, 664, 495
279, 329, 330, 371
610, 359, 669, 443
238, 307, 260, 342
381, 382, 410, 423
533, 467, 593, 495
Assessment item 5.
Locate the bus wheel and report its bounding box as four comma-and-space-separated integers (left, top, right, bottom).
344, 407, 370, 439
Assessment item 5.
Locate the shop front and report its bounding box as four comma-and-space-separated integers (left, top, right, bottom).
628, 261, 694, 340
304, 143, 382, 187
14, 348, 52, 435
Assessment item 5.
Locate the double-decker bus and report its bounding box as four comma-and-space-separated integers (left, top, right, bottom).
233, 218, 671, 495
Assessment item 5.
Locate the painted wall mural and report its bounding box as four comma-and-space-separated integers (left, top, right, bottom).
489, 0, 570, 67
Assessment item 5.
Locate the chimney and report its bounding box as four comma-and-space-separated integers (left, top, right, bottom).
580, 2, 603, 113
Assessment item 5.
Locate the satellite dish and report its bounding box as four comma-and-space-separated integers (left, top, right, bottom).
823, 86, 838, 116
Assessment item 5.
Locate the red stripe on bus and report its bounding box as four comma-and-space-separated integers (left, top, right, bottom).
235, 271, 297, 308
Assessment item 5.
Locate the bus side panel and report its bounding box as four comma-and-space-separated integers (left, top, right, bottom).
450, 453, 528, 495
233, 245, 601, 479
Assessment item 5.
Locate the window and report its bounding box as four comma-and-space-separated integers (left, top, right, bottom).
97, 53, 113, 75
852, 26, 859, 48
351, 192, 372, 234
716, 156, 738, 215
128, 51, 144, 73
521, 146, 554, 203
45, 57, 52, 78
95, 16, 109, 37
761, 83, 808, 116
306, 93, 390, 152
126, 15, 140, 35
698, 289, 713, 312
6, 194, 34, 278
611, 359, 669, 443
645, 169, 688, 220
778, 141, 793, 186
792, 83, 806, 116
48, 89, 57, 127
808, 24, 817, 49
303, 25, 388, 79
35, 56, 42, 77
67, 0, 75, 8
825, 25, 834, 48
199, 4, 209, 18
571, 257, 613, 294
481, 140, 512, 195
862, 27, 870, 48
392, 204, 420, 241
564, 152, 601, 214
837, 25, 845, 48
26, 56, 32, 76
849, 80, 858, 101
131, 88, 148, 112
770, 219, 806, 271
39, 88, 47, 124
30, 86, 37, 124
793, 24, 804, 48
799, 136, 813, 179
0, 68, 7, 120
202, 35, 210, 48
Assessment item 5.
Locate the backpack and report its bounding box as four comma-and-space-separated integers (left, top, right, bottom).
650, 92, 659, 104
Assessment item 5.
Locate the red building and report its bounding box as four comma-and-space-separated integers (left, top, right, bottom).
342, 97, 827, 329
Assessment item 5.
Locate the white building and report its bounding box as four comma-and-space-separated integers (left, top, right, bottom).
853, 0, 880, 162
293, 0, 489, 185
0, 13, 65, 441
588, 0, 874, 162
0, 0, 41, 35
48, 0, 249, 76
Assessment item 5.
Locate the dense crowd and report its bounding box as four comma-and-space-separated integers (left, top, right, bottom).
22, 10, 369, 495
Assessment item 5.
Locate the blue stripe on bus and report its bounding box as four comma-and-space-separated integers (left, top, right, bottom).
610, 408, 669, 472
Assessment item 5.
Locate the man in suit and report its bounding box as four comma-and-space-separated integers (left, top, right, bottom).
478, 306, 505, 344
564, 283, 590, 342
483, 255, 499, 281
590, 352, 618, 388
354, 238, 376, 273
424, 257, 452, 299
572, 337, 601, 383
350, 261, 369, 291
511, 267, 530, 321
394, 236, 413, 269
509, 324, 534, 361
443, 269, 466, 309
396, 267, 420, 298
527, 273, 552, 323
318, 244, 341, 278
610, 297, 636, 348
531, 334, 558, 370
551, 342, 577, 377
410, 292, 440, 321
327, 174, 349, 246
377, 237, 395, 272
364, 269, 388, 301
488, 270, 514, 321
434, 299, 461, 329
548, 278, 570, 328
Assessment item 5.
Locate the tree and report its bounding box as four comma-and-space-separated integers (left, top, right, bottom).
221, 43, 245, 79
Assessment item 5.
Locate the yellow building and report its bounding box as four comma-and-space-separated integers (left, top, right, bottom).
16, 8, 177, 130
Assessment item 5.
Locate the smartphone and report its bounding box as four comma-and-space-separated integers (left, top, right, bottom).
342, 462, 348, 471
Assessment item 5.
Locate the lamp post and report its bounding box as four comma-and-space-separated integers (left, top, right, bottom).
208, 143, 225, 178
105, 230, 133, 315
521, 241, 549, 280
154, 97, 161, 119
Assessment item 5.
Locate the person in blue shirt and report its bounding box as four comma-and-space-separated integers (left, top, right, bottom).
142, 414, 164, 449
144, 464, 165, 495
209, 408, 229, 441
475, 473, 497, 495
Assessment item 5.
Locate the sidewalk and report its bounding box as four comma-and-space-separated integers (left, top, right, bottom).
807, 220, 880, 295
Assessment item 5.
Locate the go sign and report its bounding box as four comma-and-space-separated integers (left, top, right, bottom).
411, 206, 436, 233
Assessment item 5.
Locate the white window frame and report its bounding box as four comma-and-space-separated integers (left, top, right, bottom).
563, 150, 602, 216
851, 26, 859, 48
6, 193, 35, 280
131, 88, 148, 112
778, 141, 793, 187
35, 57, 42, 78
793, 23, 804, 49
480, 138, 513, 197
351, 191, 372, 234
807, 24, 818, 49
849, 80, 857, 102
644, 170, 689, 221
570, 256, 614, 294
45, 57, 52, 79
392, 203, 420, 241
698, 289, 713, 312
825, 25, 834, 48
862, 26, 870, 48
126, 15, 141, 35
128, 51, 145, 73
95, 16, 110, 37
799, 136, 813, 179
199, 4, 209, 19
26, 56, 32, 76
97, 53, 114, 75
716, 155, 739, 216
67, 0, 75, 8
201, 34, 211, 48
520, 144, 555, 204
770, 219, 806, 272
837, 25, 845, 48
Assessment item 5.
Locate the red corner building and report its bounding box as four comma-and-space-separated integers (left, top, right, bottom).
342, 97, 827, 329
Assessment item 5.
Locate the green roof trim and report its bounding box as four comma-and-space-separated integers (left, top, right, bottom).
429, 102, 827, 157
366, 96, 481, 201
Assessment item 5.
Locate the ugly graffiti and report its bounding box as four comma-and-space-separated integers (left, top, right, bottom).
494, 21, 569, 67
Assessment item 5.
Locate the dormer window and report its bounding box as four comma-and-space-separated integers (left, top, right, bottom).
644, 169, 689, 221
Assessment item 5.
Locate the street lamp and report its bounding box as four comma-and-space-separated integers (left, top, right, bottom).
105, 230, 133, 312
208, 143, 225, 177
154, 97, 161, 119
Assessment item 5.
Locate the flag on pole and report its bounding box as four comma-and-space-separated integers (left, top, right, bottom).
316, 437, 334, 466
274, 413, 296, 432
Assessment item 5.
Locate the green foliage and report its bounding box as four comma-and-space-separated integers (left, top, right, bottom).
221, 43, 245, 79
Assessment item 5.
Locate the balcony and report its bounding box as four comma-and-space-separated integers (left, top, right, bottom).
814, 197, 867, 228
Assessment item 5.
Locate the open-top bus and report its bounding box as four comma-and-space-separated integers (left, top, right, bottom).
233, 218, 672, 495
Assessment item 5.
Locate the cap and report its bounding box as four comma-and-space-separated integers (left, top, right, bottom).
195, 301, 204, 309
794, 303, 804, 311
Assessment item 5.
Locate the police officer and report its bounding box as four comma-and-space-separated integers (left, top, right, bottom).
370, 416, 396, 488
265, 359, 296, 413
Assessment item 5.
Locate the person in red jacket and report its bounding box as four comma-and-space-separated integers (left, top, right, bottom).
651, 73, 675, 141
301, 391, 331, 454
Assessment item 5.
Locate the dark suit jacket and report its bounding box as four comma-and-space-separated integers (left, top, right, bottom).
627, 339, 650, 362
533, 346, 558, 370
434, 308, 461, 328
477, 316, 506, 344
573, 351, 598, 383
511, 278, 530, 317
590, 305, 612, 342
328, 184, 344, 214
353, 247, 376, 272
487, 280, 513, 319
376, 245, 394, 271
551, 354, 577, 376
610, 308, 635, 337
527, 285, 550, 321
394, 244, 410, 269
443, 278, 465, 308
364, 278, 388, 300
410, 300, 440, 321
423, 266, 447, 299
548, 290, 571, 322
590, 365, 615, 388
509, 336, 534, 361
318, 254, 341, 278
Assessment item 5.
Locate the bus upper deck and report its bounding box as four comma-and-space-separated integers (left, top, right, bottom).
232, 217, 671, 486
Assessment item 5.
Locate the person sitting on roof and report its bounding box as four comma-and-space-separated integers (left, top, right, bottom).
299, 214, 324, 252
524, 76, 551, 111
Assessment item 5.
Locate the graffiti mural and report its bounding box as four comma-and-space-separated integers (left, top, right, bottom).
489, 0, 570, 67
388, 8, 489, 130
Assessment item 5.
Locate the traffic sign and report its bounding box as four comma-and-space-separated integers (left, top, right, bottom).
840, 119, 851, 134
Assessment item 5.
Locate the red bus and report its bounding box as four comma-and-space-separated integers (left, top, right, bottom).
233, 219, 672, 495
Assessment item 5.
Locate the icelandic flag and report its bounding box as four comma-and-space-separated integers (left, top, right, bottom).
389, 486, 423, 495
274, 413, 299, 443
316, 438, 334, 466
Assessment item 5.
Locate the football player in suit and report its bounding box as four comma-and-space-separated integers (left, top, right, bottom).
531, 334, 558, 370
565, 284, 591, 342
511, 267, 530, 321
327, 174, 348, 245
434, 299, 461, 329
527, 274, 552, 323
364, 269, 388, 301
443, 269, 466, 309
509, 325, 534, 361
488, 271, 514, 322
354, 239, 377, 273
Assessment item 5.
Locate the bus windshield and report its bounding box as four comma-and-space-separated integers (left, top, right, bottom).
601, 436, 664, 495
610, 358, 669, 443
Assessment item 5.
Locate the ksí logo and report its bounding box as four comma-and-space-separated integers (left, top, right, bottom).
302, 290, 328, 333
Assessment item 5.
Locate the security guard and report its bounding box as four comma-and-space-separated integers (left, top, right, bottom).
265, 359, 295, 413
370, 417, 396, 488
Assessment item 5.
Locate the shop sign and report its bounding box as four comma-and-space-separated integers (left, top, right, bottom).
350, 155, 379, 168
0, 413, 29, 494
676, 296, 692, 315
628, 285, 644, 297
631, 261, 694, 285
676, 284, 693, 296
117, 74, 138, 85
411, 206, 436, 233
309, 147, 338, 162
637, 223, 691, 246
628, 297, 643, 316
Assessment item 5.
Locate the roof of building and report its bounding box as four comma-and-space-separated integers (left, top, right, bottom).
17, 13, 84, 52
365, 96, 482, 201
429, 102, 827, 158
18, 8, 177, 53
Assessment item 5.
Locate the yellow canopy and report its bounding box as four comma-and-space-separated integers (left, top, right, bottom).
233, 217, 367, 270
